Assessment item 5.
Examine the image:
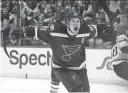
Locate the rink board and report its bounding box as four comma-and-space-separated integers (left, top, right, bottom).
0, 47, 128, 86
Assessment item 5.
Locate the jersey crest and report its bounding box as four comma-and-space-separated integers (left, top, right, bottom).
62, 45, 81, 61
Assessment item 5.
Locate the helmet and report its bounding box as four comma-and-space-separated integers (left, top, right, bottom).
116, 34, 128, 42
65, 10, 82, 21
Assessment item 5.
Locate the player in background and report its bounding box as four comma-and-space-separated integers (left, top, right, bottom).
38, 10, 97, 93
109, 34, 128, 81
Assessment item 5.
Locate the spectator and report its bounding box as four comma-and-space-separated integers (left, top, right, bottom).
2, 18, 17, 46
97, 6, 110, 26
21, 1, 35, 26
1, 8, 9, 22
2, 0, 127, 48
39, 13, 45, 23
2, 18, 9, 31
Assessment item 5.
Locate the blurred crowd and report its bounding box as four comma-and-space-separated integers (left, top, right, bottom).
1, 0, 128, 48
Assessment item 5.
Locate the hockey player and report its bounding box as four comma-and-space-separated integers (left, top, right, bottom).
109, 34, 128, 81
38, 10, 97, 93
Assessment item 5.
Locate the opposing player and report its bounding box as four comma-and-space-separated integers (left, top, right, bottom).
38, 10, 96, 92
109, 34, 128, 81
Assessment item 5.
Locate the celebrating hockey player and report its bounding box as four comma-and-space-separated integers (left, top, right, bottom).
38, 10, 97, 93
109, 34, 128, 81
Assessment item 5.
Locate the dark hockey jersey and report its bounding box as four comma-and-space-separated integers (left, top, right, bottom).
38, 22, 96, 70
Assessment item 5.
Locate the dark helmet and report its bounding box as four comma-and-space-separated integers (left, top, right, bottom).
65, 10, 82, 21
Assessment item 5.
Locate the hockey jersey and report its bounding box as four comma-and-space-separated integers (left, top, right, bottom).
38, 22, 96, 70
111, 41, 128, 65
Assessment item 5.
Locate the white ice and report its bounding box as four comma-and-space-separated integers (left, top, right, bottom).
0, 77, 128, 93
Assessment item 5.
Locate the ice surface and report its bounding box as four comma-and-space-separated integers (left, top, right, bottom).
0, 77, 128, 93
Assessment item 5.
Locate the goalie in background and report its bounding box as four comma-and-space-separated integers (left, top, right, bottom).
109, 34, 128, 81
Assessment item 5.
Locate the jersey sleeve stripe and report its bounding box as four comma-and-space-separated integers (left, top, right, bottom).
50, 32, 90, 38
50, 33, 69, 37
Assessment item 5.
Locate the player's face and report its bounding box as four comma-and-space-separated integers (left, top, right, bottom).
69, 18, 80, 35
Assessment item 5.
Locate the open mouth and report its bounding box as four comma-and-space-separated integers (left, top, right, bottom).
74, 27, 78, 31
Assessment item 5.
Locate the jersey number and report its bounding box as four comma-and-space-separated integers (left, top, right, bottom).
112, 46, 118, 57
